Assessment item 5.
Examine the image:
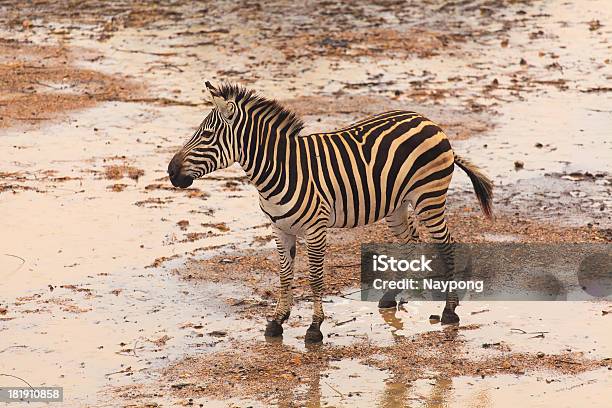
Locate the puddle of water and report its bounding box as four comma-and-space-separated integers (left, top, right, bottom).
0, 267, 262, 406
320, 359, 391, 407
249, 293, 610, 362
456, 90, 612, 227
460, 91, 611, 181
0, 100, 272, 405
434, 368, 611, 408
0, 101, 271, 295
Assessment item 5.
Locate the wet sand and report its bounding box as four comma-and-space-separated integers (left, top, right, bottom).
1, 0, 611, 407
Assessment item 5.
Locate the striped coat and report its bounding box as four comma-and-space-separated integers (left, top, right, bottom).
169, 83, 493, 343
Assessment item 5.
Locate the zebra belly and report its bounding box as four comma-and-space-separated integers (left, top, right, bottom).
258, 187, 329, 235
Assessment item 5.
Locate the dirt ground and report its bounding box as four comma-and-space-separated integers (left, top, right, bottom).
0, 0, 611, 407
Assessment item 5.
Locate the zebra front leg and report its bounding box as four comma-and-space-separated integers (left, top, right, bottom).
304, 224, 327, 344
264, 228, 296, 338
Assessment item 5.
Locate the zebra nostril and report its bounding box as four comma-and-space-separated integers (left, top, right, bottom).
168, 155, 181, 179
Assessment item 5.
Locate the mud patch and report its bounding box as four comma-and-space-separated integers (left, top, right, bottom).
0, 39, 141, 128
0, 0, 187, 39
159, 328, 609, 406
281, 28, 453, 60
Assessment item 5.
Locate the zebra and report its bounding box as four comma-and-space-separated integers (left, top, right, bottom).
168, 82, 493, 343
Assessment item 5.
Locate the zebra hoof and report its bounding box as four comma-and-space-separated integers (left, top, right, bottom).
304, 324, 323, 344
440, 309, 460, 325
264, 320, 283, 337
377, 299, 397, 309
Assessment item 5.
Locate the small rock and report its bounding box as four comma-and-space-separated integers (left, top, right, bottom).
537, 352, 545, 358
171, 383, 194, 390
588, 19, 602, 31
520, 58, 527, 66
514, 160, 524, 169
535, 142, 543, 148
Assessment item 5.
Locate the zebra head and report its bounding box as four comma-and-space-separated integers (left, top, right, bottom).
168, 81, 238, 188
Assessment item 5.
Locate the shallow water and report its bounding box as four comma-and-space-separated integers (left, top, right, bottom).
456, 90, 612, 227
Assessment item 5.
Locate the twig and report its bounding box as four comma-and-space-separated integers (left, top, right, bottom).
112, 97, 201, 107
332, 262, 361, 269
31, 80, 63, 90
145, 63, 185, 73
324, 382, 344, 398
104, 367, 131, 377
556, 359, 582, 365
9, 117, 52, 121
0, 373, 34, 389
3, 253, 26, 273
112, 48, 177, 57
334, 317, 356, 327
338, 288, 365, 299
511, 328, 549, 338
0, 345, 27, 353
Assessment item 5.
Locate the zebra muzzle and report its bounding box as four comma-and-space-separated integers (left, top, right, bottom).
168, 154, 194, 188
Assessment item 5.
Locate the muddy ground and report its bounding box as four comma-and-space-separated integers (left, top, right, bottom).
0, 0, 611, 407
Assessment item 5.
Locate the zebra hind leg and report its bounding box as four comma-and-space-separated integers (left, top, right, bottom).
264, 228, 296, 338
380, 204, 420, 308
416, 199, 460, 325
304, 223, 327, 344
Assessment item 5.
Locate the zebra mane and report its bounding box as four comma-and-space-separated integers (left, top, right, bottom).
216, 83, 304, 138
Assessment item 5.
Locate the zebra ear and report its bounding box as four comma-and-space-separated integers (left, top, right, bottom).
204, 81, 219, 97
205, 81, 236, 119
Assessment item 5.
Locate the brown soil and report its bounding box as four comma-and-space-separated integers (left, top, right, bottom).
281, 28, 454, 60
0, 39, 141, 128
103, 164, 145, 181
0, 0, 185, 37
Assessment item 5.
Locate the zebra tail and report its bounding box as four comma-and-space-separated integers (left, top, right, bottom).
453, 153, 494, 219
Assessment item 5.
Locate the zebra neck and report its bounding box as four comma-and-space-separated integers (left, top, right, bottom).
237, 118, 299, 196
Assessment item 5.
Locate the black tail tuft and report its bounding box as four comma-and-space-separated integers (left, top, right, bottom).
453, 153, 493, 219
